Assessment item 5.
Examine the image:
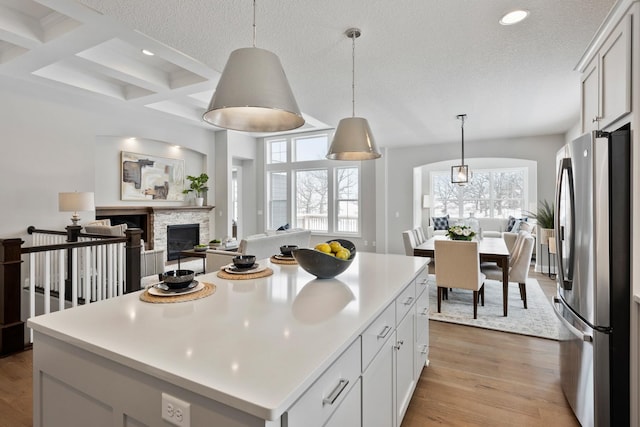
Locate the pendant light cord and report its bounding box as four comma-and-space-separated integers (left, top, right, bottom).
252, 0, 257, 47
351, 32, 356, 117
457, 114, 466, 164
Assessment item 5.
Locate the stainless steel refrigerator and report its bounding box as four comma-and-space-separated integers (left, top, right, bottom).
552, 127, 630, 426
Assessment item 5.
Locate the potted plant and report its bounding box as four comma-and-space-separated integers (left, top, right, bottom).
182, 173, 209, 206
526, 199, 555, 244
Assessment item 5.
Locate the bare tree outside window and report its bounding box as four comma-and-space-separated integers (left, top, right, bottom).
295, 169, 328, 231
431, 168, 526, 218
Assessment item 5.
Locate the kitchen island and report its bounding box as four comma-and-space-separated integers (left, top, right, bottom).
28, 252, 430, 427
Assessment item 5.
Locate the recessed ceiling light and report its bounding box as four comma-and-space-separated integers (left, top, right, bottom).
141, 49, 155, 56
499, 10, 529, 25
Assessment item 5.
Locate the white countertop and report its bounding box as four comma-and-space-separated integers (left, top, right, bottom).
28, 252, 427, 421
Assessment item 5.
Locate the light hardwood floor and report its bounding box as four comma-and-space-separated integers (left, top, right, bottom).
0, 270, 576, 426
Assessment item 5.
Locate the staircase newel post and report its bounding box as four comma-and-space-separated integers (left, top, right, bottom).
64, 225, 82, 297
125, 228, 142, 293
0, 238, 25, 356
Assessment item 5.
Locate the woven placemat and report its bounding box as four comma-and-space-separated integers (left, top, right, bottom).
270, 255, 298, 265
140, 282, 216, 304
217, 267, 274, 280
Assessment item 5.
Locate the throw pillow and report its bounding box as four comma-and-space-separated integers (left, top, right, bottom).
432, 215, 450, 231
83, 224, 127, 236
277, 223, 290, 231
86, 219, 111, 226
507, 216, 528, 232
518, 221, 533, 233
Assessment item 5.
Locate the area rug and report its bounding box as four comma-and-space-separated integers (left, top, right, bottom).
428, 277, 560, 340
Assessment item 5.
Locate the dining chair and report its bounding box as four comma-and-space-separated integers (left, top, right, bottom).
481, 233, 535, 309
402, 230, 417, 256
434, 240, 486, 319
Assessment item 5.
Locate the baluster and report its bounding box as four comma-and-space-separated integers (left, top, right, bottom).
71, 248, 78, 307
58, 249, 65, 311
44, 252, 51, 314
83, 246, 90, 304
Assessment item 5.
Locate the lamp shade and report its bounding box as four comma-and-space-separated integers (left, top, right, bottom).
58, 192, 95, 212
203, 47, 305, 132
326, 117, 381, 160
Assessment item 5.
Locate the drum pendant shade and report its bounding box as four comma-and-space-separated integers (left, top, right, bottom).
203, 47, 305, 132
327, 117, 381, 160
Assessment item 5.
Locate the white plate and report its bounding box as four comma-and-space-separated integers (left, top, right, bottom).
223, 263, 267, 275
148, 281, 204, 297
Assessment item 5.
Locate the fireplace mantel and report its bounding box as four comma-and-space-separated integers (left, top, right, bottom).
96, 206, 215, 250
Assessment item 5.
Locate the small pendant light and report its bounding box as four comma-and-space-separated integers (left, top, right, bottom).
203, 0, 305, 132
451, 114, 470, 184
326, 28, 381, 160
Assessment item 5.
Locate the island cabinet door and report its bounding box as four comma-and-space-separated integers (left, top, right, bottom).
362, 331, 395, 427
414, 287, 430, 378
395, 308, 416, 425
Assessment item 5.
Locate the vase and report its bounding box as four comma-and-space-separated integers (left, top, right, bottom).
451, 235, 472, 241
195, 197, 204, 207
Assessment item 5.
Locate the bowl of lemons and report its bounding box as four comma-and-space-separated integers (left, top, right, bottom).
292, 239, 356, 279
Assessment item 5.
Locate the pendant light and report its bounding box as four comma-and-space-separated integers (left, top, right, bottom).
203, 0, 305, 132
451, 114, 470, 184
326, 28, 381, 160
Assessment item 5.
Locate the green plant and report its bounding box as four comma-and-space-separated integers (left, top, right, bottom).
182, 173, 209, 198
526, 199, 554, 229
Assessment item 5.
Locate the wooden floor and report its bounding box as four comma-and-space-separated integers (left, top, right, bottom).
0, 270, 577, 427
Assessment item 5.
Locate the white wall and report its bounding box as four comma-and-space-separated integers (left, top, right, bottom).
381, 134, 565, 254
0, 77, 217, 239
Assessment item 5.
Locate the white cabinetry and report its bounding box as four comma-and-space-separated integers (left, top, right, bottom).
395, 306, 415, 425
361, 270, 430, 427
286, 339, 361, 427
581, 14, 632, 132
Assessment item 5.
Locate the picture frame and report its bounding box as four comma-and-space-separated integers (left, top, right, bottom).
121, 151, 185, 201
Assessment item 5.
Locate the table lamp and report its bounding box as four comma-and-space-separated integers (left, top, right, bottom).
59, 192, 95, 225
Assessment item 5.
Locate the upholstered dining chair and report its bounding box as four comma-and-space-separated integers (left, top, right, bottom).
402, 230, 418, 256
434, 239, 486, 319
482, 233, 535, 309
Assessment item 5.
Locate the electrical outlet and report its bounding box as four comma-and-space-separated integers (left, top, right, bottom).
162, 393, 191, 426
364, 240, 368, 246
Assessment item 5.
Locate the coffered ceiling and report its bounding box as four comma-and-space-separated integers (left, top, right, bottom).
0, 0, 616, 148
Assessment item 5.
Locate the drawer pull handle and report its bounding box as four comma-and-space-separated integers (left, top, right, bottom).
403, 296, 414, 306
420, 345, 428, 354
395, 340, 404, 350
420, 308, 429, 316
419, 278, 428, 285
377, 325, 392, 339
323, 379, 349, 406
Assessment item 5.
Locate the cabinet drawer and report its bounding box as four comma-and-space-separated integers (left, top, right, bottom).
395, 281, 416, 324
285, 339, 361, 427
415, 287, 429, 339
415, 269, 430, 295
361, 302, 395, 371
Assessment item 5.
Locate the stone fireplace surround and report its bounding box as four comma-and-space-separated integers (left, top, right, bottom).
96, 206, 214, 252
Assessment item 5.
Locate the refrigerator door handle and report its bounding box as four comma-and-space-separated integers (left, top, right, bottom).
552, 297, 593, 342
555, 157, 576, 290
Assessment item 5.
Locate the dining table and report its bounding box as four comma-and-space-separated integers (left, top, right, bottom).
414, 236, 512, 316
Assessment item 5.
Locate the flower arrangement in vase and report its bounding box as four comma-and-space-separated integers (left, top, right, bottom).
446, 225, 476, 241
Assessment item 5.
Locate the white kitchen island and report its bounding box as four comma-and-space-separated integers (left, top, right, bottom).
28, 252, 430, 427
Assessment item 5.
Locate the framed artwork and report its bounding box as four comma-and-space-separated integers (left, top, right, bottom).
121, 151, 185, 201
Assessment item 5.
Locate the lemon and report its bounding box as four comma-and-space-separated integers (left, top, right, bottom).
335, 249, 350, 260
315, 243, 332, 253
329, 241, 343, 253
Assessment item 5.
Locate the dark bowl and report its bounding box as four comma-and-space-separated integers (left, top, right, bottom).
292, 239, 356, 279
162, 269, 195, 289
280, 245, 299, 257
233, 255, 256, 270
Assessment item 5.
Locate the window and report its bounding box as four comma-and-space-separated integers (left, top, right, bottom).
265, 132, 360, 234
431, 168, 526, 218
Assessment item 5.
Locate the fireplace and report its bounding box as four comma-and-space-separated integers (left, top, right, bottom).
167, 224, 200, 261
